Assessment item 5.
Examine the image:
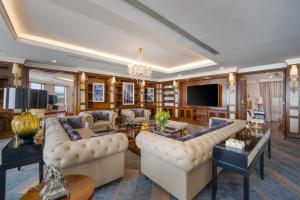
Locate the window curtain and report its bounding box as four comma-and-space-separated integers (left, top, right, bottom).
259, 81, 283, 121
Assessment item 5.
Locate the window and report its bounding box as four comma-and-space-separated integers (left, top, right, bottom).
54, 85, 66, 105
30, 82, 44, 90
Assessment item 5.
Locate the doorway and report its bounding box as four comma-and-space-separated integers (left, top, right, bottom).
237, 70, 285, 135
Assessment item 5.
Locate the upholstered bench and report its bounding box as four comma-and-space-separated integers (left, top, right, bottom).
165, 120, 188, 130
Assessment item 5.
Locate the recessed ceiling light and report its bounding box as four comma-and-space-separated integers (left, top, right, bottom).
220, 67, 224, 70
269, 75, 273, 78
52, 60, 57, 63
178, 74, 182, 77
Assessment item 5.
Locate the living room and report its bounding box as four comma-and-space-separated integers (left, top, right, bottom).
0, 1, 300, 200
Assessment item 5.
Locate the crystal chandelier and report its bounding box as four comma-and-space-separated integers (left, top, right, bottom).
128, 48, 152, 80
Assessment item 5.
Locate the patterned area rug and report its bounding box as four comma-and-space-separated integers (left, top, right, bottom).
1, 123, 300, 200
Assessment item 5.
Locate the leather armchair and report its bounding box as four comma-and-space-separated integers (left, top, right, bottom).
80, 110, 118, 132
121, 108, 151, 124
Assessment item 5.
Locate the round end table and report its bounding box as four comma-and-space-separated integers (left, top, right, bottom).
20, 174, 94, 200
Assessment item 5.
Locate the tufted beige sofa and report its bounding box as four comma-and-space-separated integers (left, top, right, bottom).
79, 110, 118, 132
43, 117, 128, 188
121, 108, 151, 124
136, 118, 246, 200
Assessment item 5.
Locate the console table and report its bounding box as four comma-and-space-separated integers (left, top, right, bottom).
0, 138, 43, 200
212, 126, 271, 200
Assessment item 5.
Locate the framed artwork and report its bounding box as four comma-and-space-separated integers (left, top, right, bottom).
146, 88, 154, 102
123, 82, 134, 105
92, 83, 105, 102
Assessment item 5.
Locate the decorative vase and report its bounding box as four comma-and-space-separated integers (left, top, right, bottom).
159, 123, 166, 133
11, 112, 40, 142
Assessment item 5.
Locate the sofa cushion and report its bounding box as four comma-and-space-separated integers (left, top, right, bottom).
93, 120, 111, 128
66, 128, 82, 141
210, 118, 230, 128
67, 116, 83, 129
75, 127, 96, 139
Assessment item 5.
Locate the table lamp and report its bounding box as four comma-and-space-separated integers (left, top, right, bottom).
256, 97, 263, 110
3, 88, 48, 142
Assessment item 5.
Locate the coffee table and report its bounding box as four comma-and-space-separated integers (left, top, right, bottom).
20, 174, 94, 200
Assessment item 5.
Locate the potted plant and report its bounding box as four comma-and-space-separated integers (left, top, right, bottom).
155, 111, 170, 132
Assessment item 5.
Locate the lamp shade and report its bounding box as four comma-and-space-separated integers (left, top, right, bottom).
3, 88, 48, 109
12, 63, 19, 74
290, 65, 298, 77
256, 97, 263, 105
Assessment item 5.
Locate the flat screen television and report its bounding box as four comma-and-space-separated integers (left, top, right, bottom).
187, 84, 219, 106
48, 95, 58, 105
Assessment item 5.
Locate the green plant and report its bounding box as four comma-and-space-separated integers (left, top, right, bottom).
155, 111, 170, 132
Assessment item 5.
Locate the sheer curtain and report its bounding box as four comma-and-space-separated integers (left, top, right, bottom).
259, 81, 283, 121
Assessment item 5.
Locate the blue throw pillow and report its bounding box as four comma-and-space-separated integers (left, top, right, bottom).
58, 117, 67, 125
211, 118, 229, 128
136, 110, 144, 117
66, 127, 81, 141
95, 112, 109, 121
91, 112, 98, 122
67, 117, 83, 129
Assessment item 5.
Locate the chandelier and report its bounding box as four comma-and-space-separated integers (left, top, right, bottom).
128, 48, 152, 80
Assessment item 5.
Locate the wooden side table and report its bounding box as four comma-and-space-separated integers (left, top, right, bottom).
20, 174, 94, 200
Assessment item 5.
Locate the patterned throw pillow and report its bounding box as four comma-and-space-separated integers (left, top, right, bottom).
67, 117, 83, 129
210, 118, 229, 128
66, 127, 81, 141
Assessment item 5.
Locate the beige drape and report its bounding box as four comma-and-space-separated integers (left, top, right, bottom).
259, 81, 283, 121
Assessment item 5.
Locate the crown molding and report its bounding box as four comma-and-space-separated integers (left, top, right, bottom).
238, 63, 287, 73
0, 55, 25, 64
285, 57, 300, 65
158, 67, 237, 82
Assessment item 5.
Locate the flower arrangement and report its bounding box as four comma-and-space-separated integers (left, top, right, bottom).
155, 111, 170, 132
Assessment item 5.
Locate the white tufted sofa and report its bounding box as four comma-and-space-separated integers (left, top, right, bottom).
136, 118, 246, 200
43, 117, 128, 188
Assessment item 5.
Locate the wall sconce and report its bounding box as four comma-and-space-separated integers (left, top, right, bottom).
141, 80, 145, 87
290, 65, 298, 93
111, 76, 116, 84
228, 73, 235, 86
173, 80, 178, 88
12, 63, 19, 87
81, 72, 86, 82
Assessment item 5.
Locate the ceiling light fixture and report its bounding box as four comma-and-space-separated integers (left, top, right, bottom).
52, 60, 57, 63
220, 67, 224, 70
128, 48, 152, 80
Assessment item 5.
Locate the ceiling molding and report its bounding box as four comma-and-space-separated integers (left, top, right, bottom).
285, 57, 300, 65
122, 0, 219, 55
0, 55, 25, 64
0, 1, 217, 74
159, 67, 237, 82
238, 63, 287, 73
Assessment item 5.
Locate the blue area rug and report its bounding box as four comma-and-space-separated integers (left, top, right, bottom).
1, 123, 300, 199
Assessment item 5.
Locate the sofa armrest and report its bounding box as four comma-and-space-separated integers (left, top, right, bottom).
108, 111, 118, 128
44, 133, 128, 169
136, 132, 201, 172
121, 109, 135, 123
79, 112, 94, 128
143, 109, 151, 122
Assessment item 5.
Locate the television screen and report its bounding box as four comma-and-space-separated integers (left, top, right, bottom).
48, 95, 58, 105
187, 84, 219, 106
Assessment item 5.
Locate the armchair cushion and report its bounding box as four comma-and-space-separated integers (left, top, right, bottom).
132, 109, 144, 117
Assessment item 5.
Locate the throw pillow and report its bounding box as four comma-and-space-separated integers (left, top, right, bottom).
66, 127, 81, 141
67, 117, 83, 129
136, 110, 145, 117
131, 109, 138, 117
58, 117, 67, 125
101, 113, 109, 121
210, 118, 229, 128
91, 112, 98, 122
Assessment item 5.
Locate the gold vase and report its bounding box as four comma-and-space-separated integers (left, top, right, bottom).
11, 112, 40, 140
